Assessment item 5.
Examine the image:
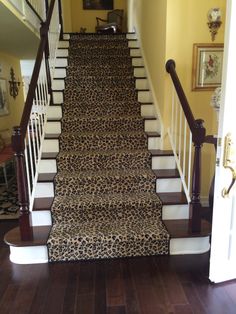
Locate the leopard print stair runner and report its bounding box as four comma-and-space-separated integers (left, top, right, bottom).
47, 34, 169, 262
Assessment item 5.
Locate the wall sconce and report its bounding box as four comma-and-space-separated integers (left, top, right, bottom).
9, 67, 21, 99
207, 8, 222, 41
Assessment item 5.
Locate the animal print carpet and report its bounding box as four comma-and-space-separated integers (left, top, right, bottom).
47, 34, 169, 262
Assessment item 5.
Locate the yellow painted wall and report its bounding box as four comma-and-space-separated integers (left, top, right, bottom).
133, 0, 226, 198
70, 0, 127, 33
0, 52, 24, 142
62, 0, 72, 32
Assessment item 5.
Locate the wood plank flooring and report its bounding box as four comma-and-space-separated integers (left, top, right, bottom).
1, 220, 236, 314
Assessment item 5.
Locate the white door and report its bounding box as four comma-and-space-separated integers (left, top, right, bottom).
209, 0, 236, 283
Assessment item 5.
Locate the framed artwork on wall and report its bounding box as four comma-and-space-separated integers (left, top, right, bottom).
0, 78, 9, 116
192, 43, 224, 91
83, 0, 114, 10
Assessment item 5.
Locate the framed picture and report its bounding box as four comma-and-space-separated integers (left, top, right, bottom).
83, 0, 113, 10
0, 78, 9, 116
192, 43, 224, 91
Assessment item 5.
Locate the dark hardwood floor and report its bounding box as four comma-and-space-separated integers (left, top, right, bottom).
1, 220, 236, 314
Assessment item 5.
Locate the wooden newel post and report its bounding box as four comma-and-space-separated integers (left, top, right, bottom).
12, 127, 33, 241
190, 119, 206, 233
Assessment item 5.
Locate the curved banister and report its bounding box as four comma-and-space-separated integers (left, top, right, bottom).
25, 0, 44, 22
19, 0, 56, 141
12, 0, 59, 241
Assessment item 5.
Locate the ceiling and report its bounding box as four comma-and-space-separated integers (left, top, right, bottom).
0, 2, 39, 59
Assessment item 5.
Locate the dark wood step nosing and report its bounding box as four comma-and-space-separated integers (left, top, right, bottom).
55, 67, 67, 70
33, 197, 54, 211
41, 152, 59, 159
150, 149, 174, 156
4, 226, 51, 247
143, 116, 157, 121
158, 192, 187, 205
134, 77, 147, 80
163, 219, 211, 238
38, 173, 57, 182
153, 169, 180, 179
56, 56, 69, 59
53, 77, 66, 81
146, 132, 161, 138
135, 89, 149, 92
139, 102, 153, 105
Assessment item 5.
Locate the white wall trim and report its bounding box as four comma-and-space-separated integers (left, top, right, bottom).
9, 246, 49, 264
132, 24, 165, 149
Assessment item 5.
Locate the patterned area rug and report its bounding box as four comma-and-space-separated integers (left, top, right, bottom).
0, 182, 19, 220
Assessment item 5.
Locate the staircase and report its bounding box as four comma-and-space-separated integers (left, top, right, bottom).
46, 33, 169, 261
5, 33, 211, 264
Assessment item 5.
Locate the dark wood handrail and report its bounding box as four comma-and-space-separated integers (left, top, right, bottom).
20, 0, 56, 140
25, 0, 44, 22
166, 59, 214, 233
12, 0, 57, 241
166, 59, 206, 144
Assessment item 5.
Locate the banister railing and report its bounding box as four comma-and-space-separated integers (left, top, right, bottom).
166, 59, 214, 233
12, 0, 61, 241
25, 0, 45, 21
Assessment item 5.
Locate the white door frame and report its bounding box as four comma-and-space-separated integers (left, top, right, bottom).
209, 0, 236, 283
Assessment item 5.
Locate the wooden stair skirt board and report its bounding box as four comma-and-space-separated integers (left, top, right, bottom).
5, 33, 211, 264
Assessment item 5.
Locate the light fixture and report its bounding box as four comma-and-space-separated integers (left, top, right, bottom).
9, 67, 21, 99
207, 8, 222, 41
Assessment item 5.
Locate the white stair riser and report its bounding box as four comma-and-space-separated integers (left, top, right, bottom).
45, 122, 61, 137
38, 159, 57, 175
132, 58, 144, 67
63, 34, 70, 40
126, 33, 137, 40
47, 106, 62, 120
53, 92, 63, 104
42, 139, 59, 155
134, 68, 146, 78
130, 49, 141, 57
141, 104, 155, 116
156, 178, 182, 193
138, 91, 152, 103
52, 80, 65, 91
170, 237, 210, 255
145, 119, 160, 132
55, 58, 68, 67
128, 41, 139, 48
152, 156, 176, 169
9, 246, 48, 264
31, 211, 52, 226
56, 49, 69, 57
58, 40, 69, 48
148, 137, 161, 150
162, 204, 189, 220
54, 68, 67, 79
136, 79, 149, 90
35, 182, 54, 198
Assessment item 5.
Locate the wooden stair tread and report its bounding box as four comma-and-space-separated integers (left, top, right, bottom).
163, 219, 211, 238
153, 169, 179, 178
146, 132, 160, 137
149, 149, 174, 156
38, 173, 56, 182
143, 116, 157, 120
33, 197, 54, 211
4, 226, 51, 247
159, 192, 187, 205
